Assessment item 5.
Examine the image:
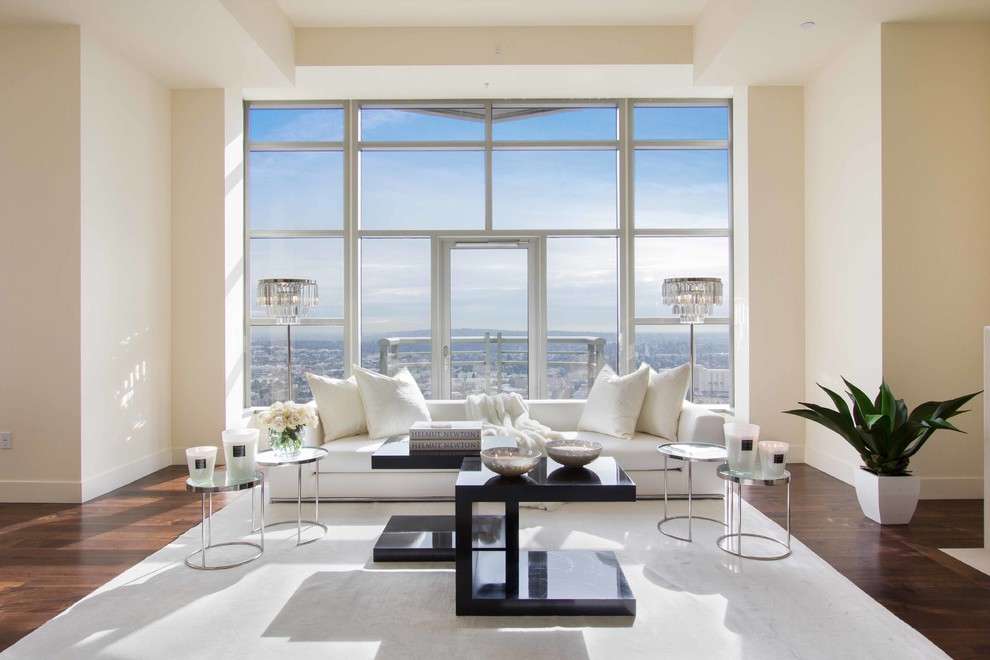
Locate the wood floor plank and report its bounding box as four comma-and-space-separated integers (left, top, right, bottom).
0, 463, 987, 657
742, 464, 989, 659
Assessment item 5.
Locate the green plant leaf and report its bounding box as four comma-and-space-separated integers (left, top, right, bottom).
843, 377, 876, 420
863, 413, 885, 430
819, 384, 853, 422
879, 381, 898, 420
931, 391, 982, 421
908, 401, 940, 423
784, 408, 870, 456
893, 399, 909, 430
789, 380, 980, 475
923, 418, 962, 433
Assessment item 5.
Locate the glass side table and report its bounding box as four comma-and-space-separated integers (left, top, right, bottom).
185, 470, 265, 570
256, 447, 329, 546
716, 464, 791, 560
657, 442, 728, 542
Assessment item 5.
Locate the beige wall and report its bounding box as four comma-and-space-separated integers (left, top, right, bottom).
880, 23, 990, 498
296, 26, 692, 67
79, 33, 173, 500
744, 86, 805, 456
171, 89, 248, 464
803, 27, 884, 484
0, 26, 83, 502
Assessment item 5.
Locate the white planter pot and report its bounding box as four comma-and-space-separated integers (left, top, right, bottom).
853, 468, 921, 525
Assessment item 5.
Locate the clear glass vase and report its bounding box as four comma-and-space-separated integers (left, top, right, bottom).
269, 427, 302, 459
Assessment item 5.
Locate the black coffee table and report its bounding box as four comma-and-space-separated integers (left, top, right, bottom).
455, 456, 637, 616
371, 435, 514, 562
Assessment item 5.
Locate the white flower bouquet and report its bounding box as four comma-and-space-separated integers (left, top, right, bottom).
259, 400, 318, 457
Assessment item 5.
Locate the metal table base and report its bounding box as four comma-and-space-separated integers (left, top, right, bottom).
186, 471, 265, 570
717, 465, 791, 561
657, 443, 728, 543
257, 447, 329, 547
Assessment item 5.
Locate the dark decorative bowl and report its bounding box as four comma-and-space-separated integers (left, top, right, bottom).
545, 440, 603, 468
480, 447, 541, 477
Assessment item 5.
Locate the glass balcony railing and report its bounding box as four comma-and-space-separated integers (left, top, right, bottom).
377, 333, 606, 398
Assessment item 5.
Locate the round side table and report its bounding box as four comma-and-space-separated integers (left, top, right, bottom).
185, 470, 264, 570
716, 464, 791, 560
657, 442, 728, 542
256, 446, 329, 546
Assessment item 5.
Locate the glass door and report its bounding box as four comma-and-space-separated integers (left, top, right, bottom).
440, 240, 537, 399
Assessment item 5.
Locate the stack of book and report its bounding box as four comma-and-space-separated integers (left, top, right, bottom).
408, 421, 483, 452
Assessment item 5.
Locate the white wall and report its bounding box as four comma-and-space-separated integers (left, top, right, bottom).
731, 88, 751, 425
172, 88, 248, 465
79, 33, 173, 500
745, 86, 805, 457
803, 27, 884, 483
0, 26, 83, 502
880, 23, 990, 498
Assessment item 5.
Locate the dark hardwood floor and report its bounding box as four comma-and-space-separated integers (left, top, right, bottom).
743, 464, 990, 659
0, 463, 987, 657
0, 467, 236, 651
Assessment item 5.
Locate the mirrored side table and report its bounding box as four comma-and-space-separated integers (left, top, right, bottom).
657, 442, 728, 542
185, 470, 265, 570
256, 447, 329, 546
716, 464, 791, 560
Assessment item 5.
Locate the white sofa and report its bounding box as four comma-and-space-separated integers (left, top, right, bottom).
265, 399, 726, 502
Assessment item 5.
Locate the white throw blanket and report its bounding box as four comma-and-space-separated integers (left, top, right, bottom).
464, 392, 563, 455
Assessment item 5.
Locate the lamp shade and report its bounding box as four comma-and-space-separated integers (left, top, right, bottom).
256, 278, 318, 325
662, 277, 723, 324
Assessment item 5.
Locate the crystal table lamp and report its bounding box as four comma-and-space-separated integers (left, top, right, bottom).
256, 278, 319, 325
661, 277, 723, 324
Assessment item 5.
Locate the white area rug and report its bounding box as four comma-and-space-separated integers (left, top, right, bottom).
3, 495, 946, 659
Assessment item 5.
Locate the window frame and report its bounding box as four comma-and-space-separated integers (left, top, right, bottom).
244, 99, 733, 407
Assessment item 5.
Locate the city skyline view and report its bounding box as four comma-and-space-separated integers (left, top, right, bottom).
250, 327, 731, 408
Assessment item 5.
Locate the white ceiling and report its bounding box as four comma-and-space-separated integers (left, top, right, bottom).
2, 0, 989, 93
0, 0, 291, 88
276, 0, 709, 28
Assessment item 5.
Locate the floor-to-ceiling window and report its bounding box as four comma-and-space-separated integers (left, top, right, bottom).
245, 100, 731, 406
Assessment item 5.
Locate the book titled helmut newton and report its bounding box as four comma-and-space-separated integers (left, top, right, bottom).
409, 421, 483, 451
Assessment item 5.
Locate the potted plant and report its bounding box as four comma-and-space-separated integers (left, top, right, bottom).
784, 379, 980, 524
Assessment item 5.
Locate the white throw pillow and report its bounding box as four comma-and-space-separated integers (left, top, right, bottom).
636, 363, 691, 440
577, 364, 651, 439
305, 373, 368, 441
352, 365, 431, 439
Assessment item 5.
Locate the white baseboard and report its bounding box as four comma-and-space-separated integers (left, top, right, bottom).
942, 548, 990, 576
803, 446, 982, 499
919, 477, 983, 499
804, 445, 855, 486
80, 449, 172, 502
0, 480, 82, 503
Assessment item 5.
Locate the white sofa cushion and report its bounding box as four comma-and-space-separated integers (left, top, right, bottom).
636, 363, 691, 441
353, 366, 431, 439
577, 364, 650, 439
319, 434, 385, 472
306, 373, 368, 441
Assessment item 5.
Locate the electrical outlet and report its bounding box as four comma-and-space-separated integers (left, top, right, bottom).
0, 432, 10, 449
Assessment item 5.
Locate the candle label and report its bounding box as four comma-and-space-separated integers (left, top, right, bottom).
195, 458, 206, 469
741, 439, 753, 451
774, 454, 785, 464
233, 445, 246, 457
